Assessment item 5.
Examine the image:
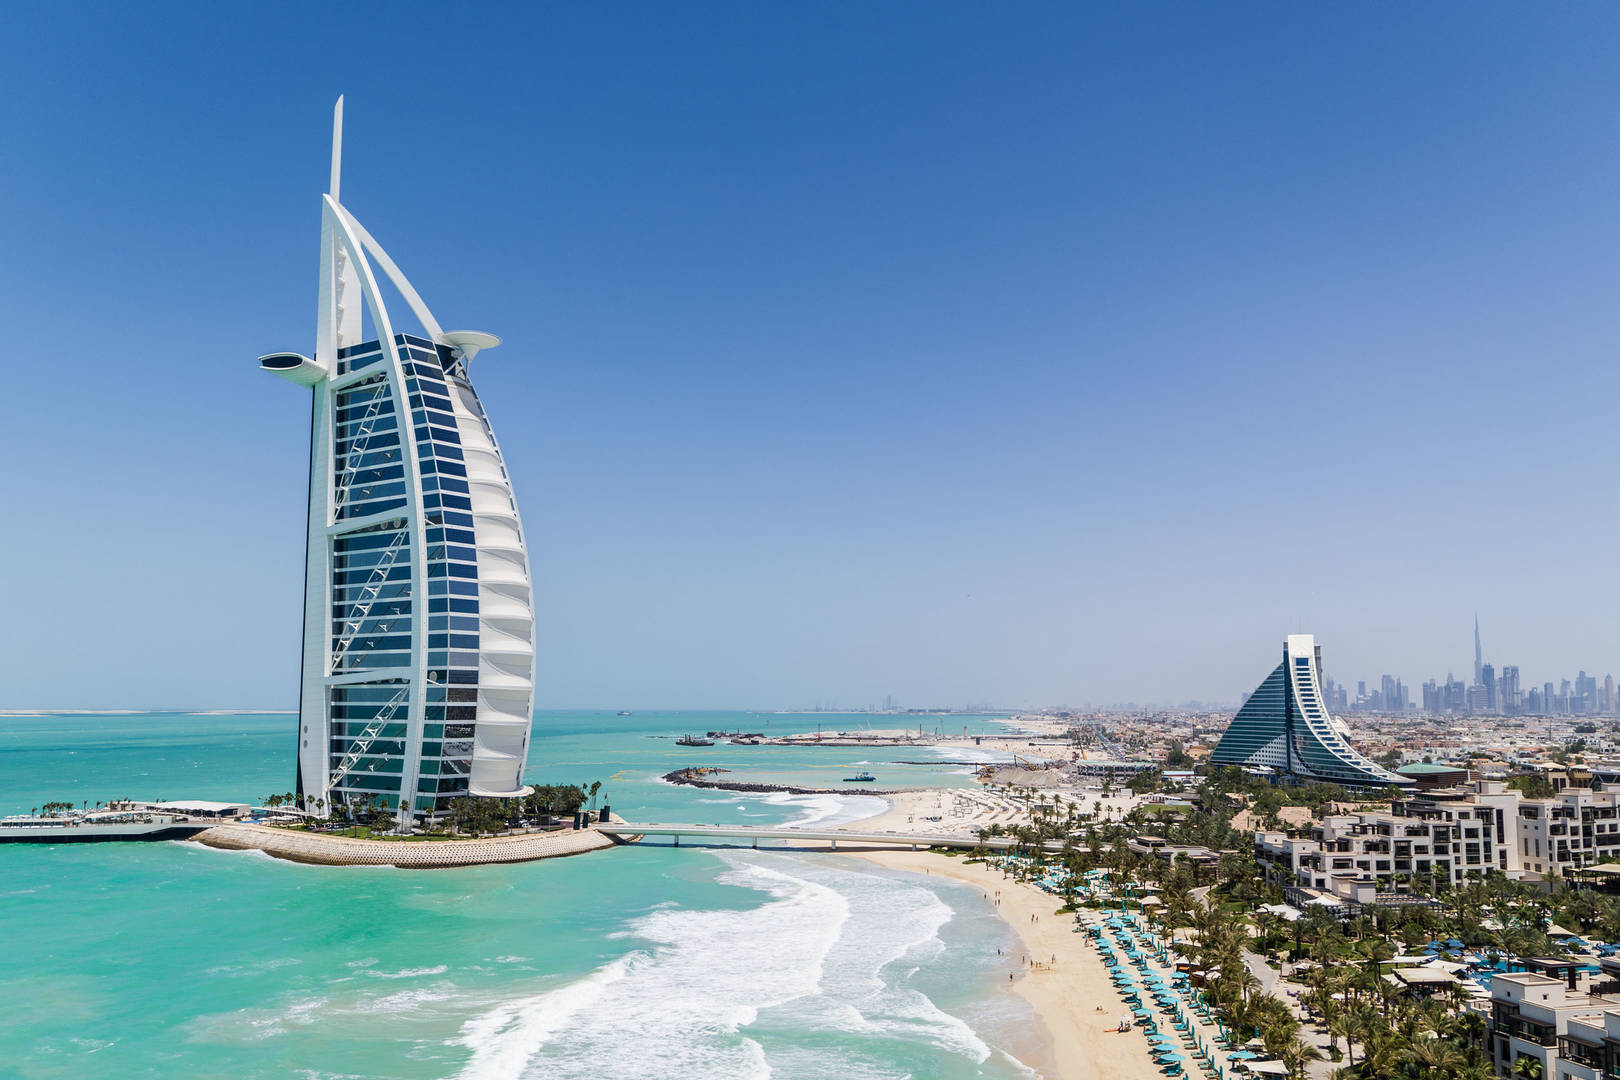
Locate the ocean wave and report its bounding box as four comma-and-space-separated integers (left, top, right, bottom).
359, 986, 459, 1016
451, 853, 1011, 1079
772, 861, 992, 1064
197, 995, 327, 1042
757, 791, 887, 828
205, 957, 302, 977
364, 965, 449, 979
452, 857, 846, 1080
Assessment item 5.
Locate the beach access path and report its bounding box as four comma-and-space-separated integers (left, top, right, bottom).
848, 849, 1170, 1080
190, 822, 614, 868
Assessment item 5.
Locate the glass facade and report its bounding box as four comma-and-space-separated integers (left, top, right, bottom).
1210, 635, 1412, 791
313, 333, 533, 818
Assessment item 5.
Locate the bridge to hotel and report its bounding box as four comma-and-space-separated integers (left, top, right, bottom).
595, 821, 1059, 852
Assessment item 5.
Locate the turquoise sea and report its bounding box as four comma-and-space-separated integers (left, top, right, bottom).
0, 711, 1047, 1080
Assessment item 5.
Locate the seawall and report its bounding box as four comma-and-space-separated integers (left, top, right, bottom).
189, 823, 615, 869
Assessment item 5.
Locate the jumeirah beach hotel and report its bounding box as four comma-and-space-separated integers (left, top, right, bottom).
261, 99, 535, 825
1211, 635, 1412, 791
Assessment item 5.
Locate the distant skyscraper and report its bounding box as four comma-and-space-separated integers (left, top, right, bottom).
1481, 663, 1497, 712
1474, 614, 1483, 687
1606, 675, 1615, 715
1545, 682, 1556, 715
1210, 635, 1411, 789
1577, 672, 1599, 714
262, 99, 537, 826
1501, 665, 1520, 712
1445, 675, 1466, 712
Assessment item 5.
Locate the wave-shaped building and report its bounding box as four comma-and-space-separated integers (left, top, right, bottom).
1211, 634, 1412, 791
261, 99, 535, 826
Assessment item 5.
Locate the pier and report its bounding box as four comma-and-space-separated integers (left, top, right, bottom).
595, 821, 1061, 852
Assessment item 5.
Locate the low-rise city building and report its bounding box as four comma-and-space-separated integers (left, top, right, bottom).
1516, 789, 1620, 878
1256, 781, 1521, 892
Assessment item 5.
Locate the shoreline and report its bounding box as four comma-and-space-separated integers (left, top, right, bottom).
189, 823, 616, 868
844, 848, 1169, 1080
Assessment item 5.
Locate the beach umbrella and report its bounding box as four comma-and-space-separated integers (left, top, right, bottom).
1133, 1007, 1152, 1016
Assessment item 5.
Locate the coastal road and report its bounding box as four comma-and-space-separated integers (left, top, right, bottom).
1243, 950, 1281, 999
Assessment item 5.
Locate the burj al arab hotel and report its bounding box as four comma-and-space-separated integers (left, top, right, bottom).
261, 99, 535, 826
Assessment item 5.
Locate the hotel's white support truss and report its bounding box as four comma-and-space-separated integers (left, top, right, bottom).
261, 98, 536, 827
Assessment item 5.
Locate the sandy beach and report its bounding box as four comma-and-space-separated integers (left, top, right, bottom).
847, 848, 1169, 1080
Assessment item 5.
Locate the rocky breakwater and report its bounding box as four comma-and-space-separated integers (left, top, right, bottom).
662, 767, 900, 796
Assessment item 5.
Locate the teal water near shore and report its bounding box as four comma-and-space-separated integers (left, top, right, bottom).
0, 711, 1045, 1079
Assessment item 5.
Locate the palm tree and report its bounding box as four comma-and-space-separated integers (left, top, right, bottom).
1327, 1008, 1355, 1068
1400, 1037, 1465, 1079
1282, 1037, 1322, 1080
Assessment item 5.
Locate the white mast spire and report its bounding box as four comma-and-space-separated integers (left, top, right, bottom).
330, 95, 344, 202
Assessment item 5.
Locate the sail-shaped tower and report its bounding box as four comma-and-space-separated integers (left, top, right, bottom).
1211, 634, 1412, 791
261, 99, 535, 827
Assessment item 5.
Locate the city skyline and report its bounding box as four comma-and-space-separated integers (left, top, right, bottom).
1324, 615, 1620, 718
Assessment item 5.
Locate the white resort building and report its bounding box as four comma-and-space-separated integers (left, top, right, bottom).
261, 99, 536, 826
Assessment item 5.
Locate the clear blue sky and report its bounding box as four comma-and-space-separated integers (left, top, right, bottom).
5, 4, 1620, 710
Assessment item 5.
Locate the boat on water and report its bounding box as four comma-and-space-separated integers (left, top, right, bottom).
842, 771, 877, 783
617, 711, 632, 716
676, 734, 715, 747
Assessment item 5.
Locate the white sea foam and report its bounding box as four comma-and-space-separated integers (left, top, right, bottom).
452, 857, 845, 1079
758, 791, 887, 828
171, 841, 278, 862
451, 852, 1015, 1079
360, 986, 459, 1016
768, 861, 993, 1064
364, 965, 448, 979
213, 995, 327, 1042
452, 952, 637, 1078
